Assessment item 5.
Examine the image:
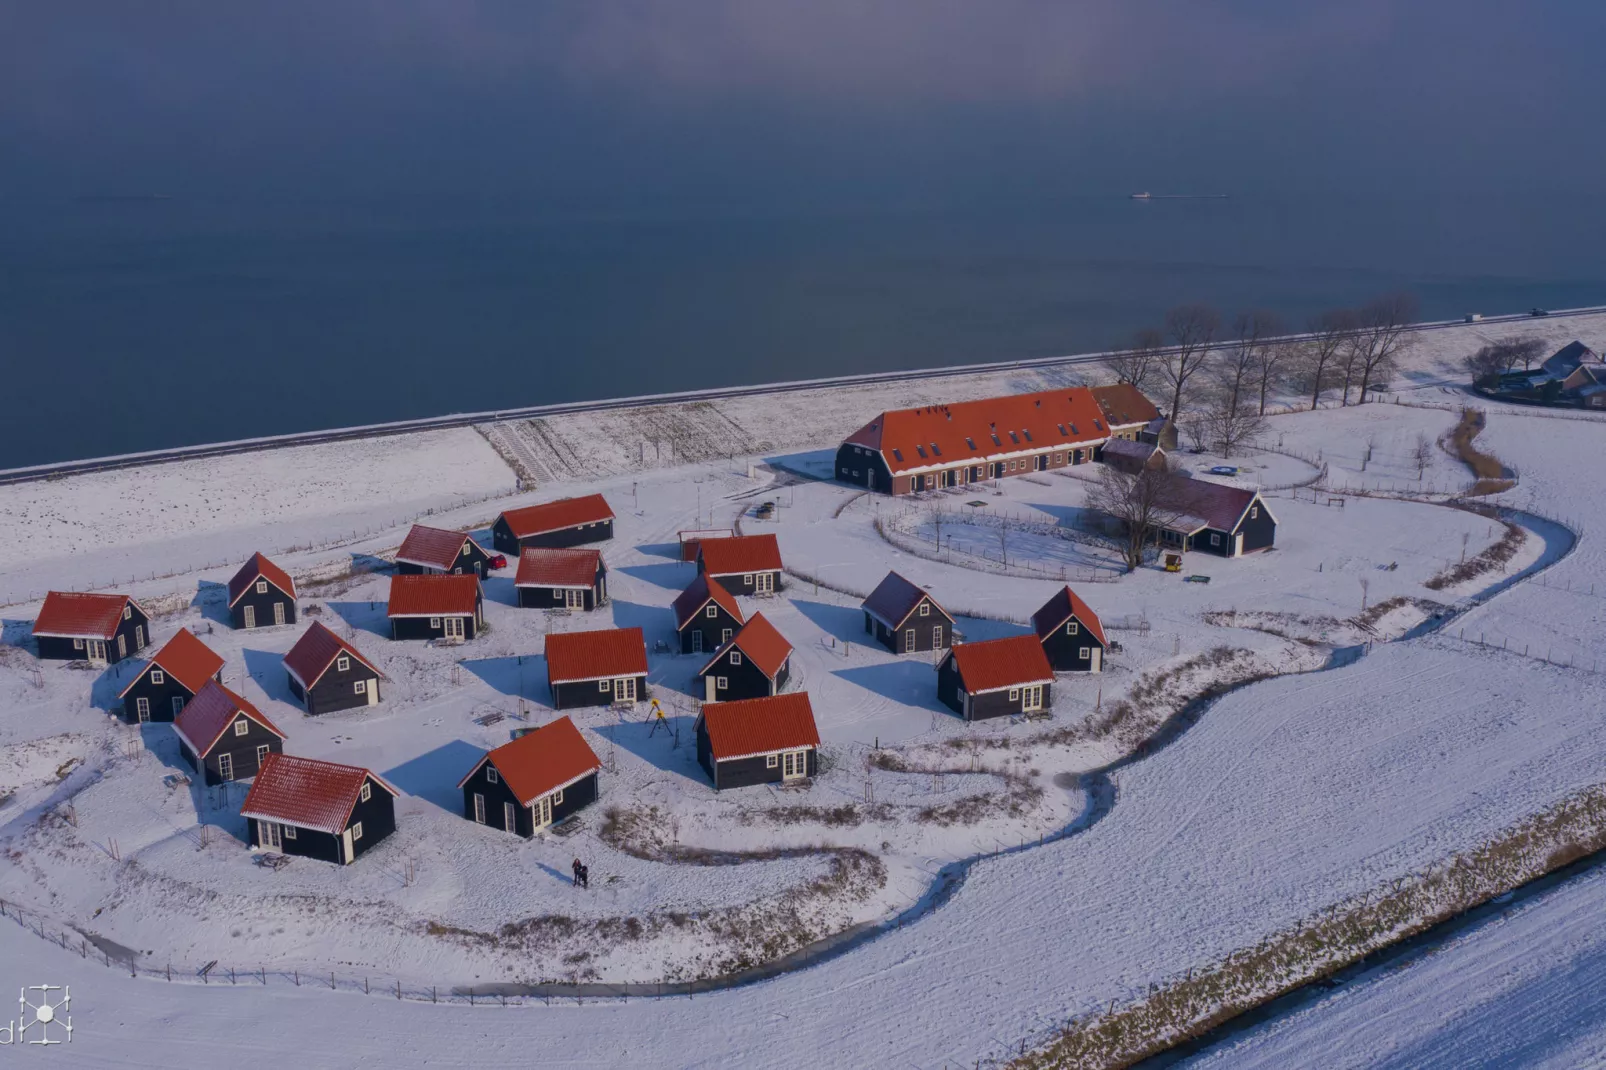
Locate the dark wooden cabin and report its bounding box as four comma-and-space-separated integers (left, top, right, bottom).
696, 534, 784, 596
395, 524, 496, 578
1151, 481, 1278, 558
283, 621, 385, 715
386, 574, 484, 642
173, 680, 287, 786
696, 693, 821, 791
492, 494, 615, 555
696, 613, 793, 703
544, 627, 650, 709
861, 572, 956, 654
514, 547, 608, 610
32, 591, 150, 666
672, 573, 745, 656
242, 754, 398, 865
457, 716, 601, 836
117, 628, 225, 724
226, 552, 298, 630
1031, 586, 1108, 673
937, 635, 1055, 721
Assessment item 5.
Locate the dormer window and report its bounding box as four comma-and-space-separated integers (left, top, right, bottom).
1070, 424, 1079, 435
990, 434, 1001, 446
1022, 430, 1033, 442
1056, 424, 1067, 435
892, 448, 904, 462
915, 444, 927, 458
964, 437, 977, 450
930, 443, 942, 457
1008, 431, 1020, 444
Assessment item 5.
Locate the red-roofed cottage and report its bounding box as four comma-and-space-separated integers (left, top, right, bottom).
387, 574, 484, 642
696, 693, 820, 791
514, 547, 608, 611
861, 572, 955, 654
243, 754, 398, 864
283, 622, 385, 715
457, 716, 601, 836
544, 627, 649, 709
173, 680, 287, 785
1031, 586, 1108, 673
32, 591, 150, 665
492, 494, 615, 555
227, 552, 297, 630
672, 573, 744, 655
696, 534, 783, 596
937, 635, 1055, 721
117, 628, 225, 724
696, 613, 793, 702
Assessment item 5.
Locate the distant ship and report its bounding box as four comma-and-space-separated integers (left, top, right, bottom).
1130, 192, 1152, 200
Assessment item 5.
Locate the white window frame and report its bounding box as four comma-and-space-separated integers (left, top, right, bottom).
918, 602, 930, 617
1079, 646, 1091, 659
73, 638, 84, 650
429, 616, 442, 628
351, 822, 363, 841
123, 605, 132, 620
486, 765, 499, 784
1250, 506, 1259, 519
1008, 687, 1020, 701
461, 544, 472, 557
337, 655, 350, 672
742, 574, 754, 584
1067, 621, 1079, 635
766, 754, 778, 768
716, 676, 728, 690
150, 668, 166, 685
233, 718, 249, 737
473, 793, 486, 824
135, 696, 150, 720
217, 752, 234, 781
360, 782, 372, 803
282, 823, 297, 839
354, 679, 367, 694
730, 651, 743, 666
171, 696, 184, 717
552, 788, 564, 806
705, 604, 718, 618
1210, 533, 1222, 547
599, 679, 612, 692
255, 580, 268, 594
722, 627, 733, 643
255, 743, 271, 766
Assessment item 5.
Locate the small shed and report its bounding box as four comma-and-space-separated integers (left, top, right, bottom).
227, 552, 298, 630
1031, 586, 1107, 673
696, 693, 821, 791
696, 534, 783, 596
395, 524, 496, 579
242, 754, 398, 865
386, 574, 484, 642
493, 494, 615, 554
458, 716, 602, 836
283, 622, 384, 715
678, 528, 734, 562
1100, 438, 1165, 474
117, 628, 225, 724
514, 547, 608, 610
937, 636, 1055, 721
173, 680, 287, 786
32, 591, 150, 666
545, 627, 650, 709
861, 572, 955, 654
697, 613, 793, 703
671, 573, 745, 655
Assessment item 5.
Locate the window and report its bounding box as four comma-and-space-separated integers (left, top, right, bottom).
1210, 533, 1222, 547
1079, 647, 1091, 659
965, 437, 977, 450
360, 782, 371, 803
150, 669, 166, 685
171, 696, 184, 717
354, 680, 367, 694
462, 544, 472, 556
706, 605, 718, 618
930, 443, 942, 457
1008, 431, 1020, 444
473, 793, 486, 824
256, 744, 271, 765
255, 580, 268, 594
721, 628, 733, 643
337, 655, 350, 672
429, 616, 441, 628
451, 567, 462, 574
1022, 429, 1033, 443
742, 574, 753, 584
730, 651, 743, 666
990, 433, 1001, 446
233, 718, 249, 736
486, 766, 499, 784
351, 822, 364, 841
766, 754, 778, 768
918, 603, 930, 617
1250, 507, 1259, 519
73, 638, 84, 650
282, 824, 297, 839
716, 676, 728, 690
892, 448, 903, 462
1056, 424, 1067, 435
136, 697, 150, 719
552, 788, 564, 805
1067, 621, 1078, 635
136, 625, 145, 649
123, 605, 132, 620
599, 679, 612, 691
1009, 687, 1020, 701
915, 444, 927, 458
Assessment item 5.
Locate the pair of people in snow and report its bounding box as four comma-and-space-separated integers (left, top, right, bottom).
571, 857, 589, 889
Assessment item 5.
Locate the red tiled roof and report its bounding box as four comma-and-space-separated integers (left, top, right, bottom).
499, 494, 615, 539
242, 754, 397, 836
457, 716, 601, 806
119, 629, 224, 698
282, 621, 382, 690
1166, 479, 1263, 534
395, 525, 485, 572
700, 613, 792, 680
1030, 587, 1108, 647
945, 635, 1054, 694
515, 547, 603, 589
862, 572, 950, 630
1090, 383, 1164, 429
33, 591, 140, 639
843, 387, 1112, 476
699, 534, 783, 577
227, 553, 296, 607
672, 573, 744, 631
386, 574, 482, 617
700, 693, 820, 762
173, 680, 285, 758
545, 626, 648, 683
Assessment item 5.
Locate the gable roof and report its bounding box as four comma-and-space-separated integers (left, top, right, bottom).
1100, 438, 1162, 465
118, 629, 224, 698
456, 716, 601, 806
861, 571, 951, 630
699, 693, 821, 762
515, 547, 604, 589
699, 613, 793, 680
672, 572, 745, 631
545, 626, 649, 684
227, 553, 296, 607
282, 621, 383, 690
1090, 383, 1164, 428
842, 386, 1112, 476
172, 680, 285, 758
1542, 341, 1600, 378
242, 754, 397, 836
386, 574, 482, 618
33, 591, 143, 640
1030, 587, 1109, 647
395, 525, 488, 572
699, 533, 783, 577
499, 494, 615, 539
1164, 479, 1267, 534
943, 635, 1055, 694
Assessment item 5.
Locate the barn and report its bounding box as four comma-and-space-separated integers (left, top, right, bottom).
226, 552, 298, 630
1153, 480, 1278, 558
514, 547, 608, 610
32, 591, 150, 666
937, 635, 1055, 721
386, 574, 484, 642
671, 572, 744, 656
545, 627, 650, 709
492, 494, 615, 554
457, 716, 602, 836
242, 754, 398, 865
696, 693, 821, 791
861, 572, 956, 654
395, 524, 497, 578
117, 628, 225, 724
696, 613, 793, 703
283, 622, 384, 715
697, 534, 783, 596
1031, 586, 1108, 673
173, 680, 287, 786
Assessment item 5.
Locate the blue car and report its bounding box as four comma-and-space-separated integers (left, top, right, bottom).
1208, 465, 1239, 476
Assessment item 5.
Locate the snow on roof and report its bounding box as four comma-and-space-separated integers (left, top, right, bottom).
699, 613, 792, 680
499, 494, 615, 539
282, 621, 382, 690
173, 680, 285, 758
1165, 478, 1262, 533
861, 571, 950, 631
1090, 383, 1164, 428
1030, 587, 1109, 647
1100, 438, 1161, 463
386, 574, 481, 618
699, 693, 821, 762
32, 591, 140, 639
943, 635, 1055, 694
242, 754, 396, 836
1542, 341, 1600, 378
458, 716, 600, 806
118, 629, 224, 698
698, 533, 783, 577
515, 547, 603, 589
395, 525, 485, 572
227, 552, 296, 607
545, 626, 648, 683
672, 573, 744, 631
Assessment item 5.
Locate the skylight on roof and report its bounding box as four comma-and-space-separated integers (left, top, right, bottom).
915, 444, 928, 458
1022, 429, 1033, 442
1070, 424, 1078, 435
930, 443, 942, 456
1094, 419, 1104, 431
965, 437, 977, 449
990, 434, 1001, 446
1008, 431, 1020, 444
1056, 423, 1067, 435
892, 448, 903, 461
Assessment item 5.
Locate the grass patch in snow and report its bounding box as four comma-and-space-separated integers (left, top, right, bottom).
1424, 507, 1526, 591
1443, 408, 1516, 496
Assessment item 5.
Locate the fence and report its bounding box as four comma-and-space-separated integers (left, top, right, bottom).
1440, 628, 1602, 675
875, 506, 1123, 584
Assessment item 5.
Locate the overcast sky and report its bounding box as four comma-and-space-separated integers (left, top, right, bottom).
4, 2, 1603, 211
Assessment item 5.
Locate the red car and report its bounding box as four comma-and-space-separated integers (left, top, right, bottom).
488, 554, 508, 571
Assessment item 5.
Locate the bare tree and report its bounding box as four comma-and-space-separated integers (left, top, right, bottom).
1156, 304, 1221, 421
1088, 462, 1186, 572
1247, 314, 1293, 415
1179, 414, 1209, 453
1217, 311, 1271, 414
1463, 346, 1508, 389
1348, 292, 1419, 403
1201, 391, 1266, 458
1105, 328, 1164, 390
1301, 309, 1357, 410
1412, 433, 1433, 478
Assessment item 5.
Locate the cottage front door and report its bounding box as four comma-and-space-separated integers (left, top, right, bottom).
503, 802, 517, 833
904, 629, 916, 653
444, 617, 465, 641
217, 752, 234, 782
691, 630, 704, 654
85, 639, 106, 664
273, 602, 286, 626
755, 572, 775, 595
782, 751, 807, 780
243, 605, 256, 629
535, 796, 552, 829
564, 589, 585, 610
261, 822, 281, 850
614, 677, 636, 703
705, 675, 718, 702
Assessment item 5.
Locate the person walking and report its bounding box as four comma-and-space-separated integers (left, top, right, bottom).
578, 863, 590, 890
571, 858, 582, 887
